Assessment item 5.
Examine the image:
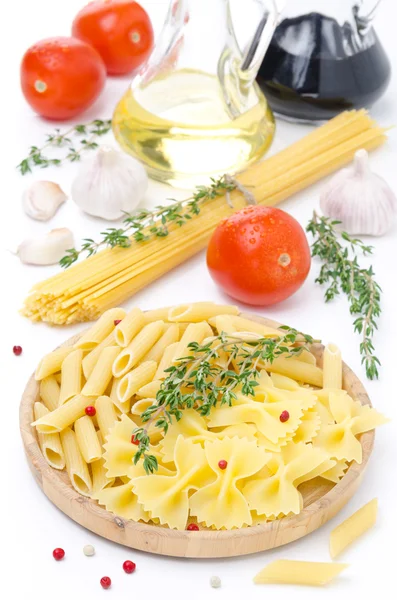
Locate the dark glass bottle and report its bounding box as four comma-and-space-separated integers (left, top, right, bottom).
257, 12, 391, 122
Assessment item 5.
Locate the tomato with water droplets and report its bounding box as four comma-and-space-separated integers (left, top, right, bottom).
207, 206, 311, 306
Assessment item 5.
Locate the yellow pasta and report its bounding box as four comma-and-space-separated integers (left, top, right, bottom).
260, 356, 323, 387
35, 347, 75, 380
323, 343, 343, 389
136, 379, 162, 399
112, 321, 164, 378
34, 402, 65, 470
74, 415, 102, 463
117, 361, 157, 409
141, 324, 179, 363
254, 560, 348, 586
172, 321, 213, 363
91, 457, 115, 494
168, 302, 238, 322
211, 314, 281, 338
75, 307, 127, 350
96, 395, 118, 439
33, 394, 96, 434
39, 375, 60, 412
82, 332, 118, 379
155, 342, 179, 379
114, 307, 145, 347
82, 346, 120, 397
330, 498, 378, 558
144, 306, 173, 323
60, 428, 92, 496
59, 349, 84, 405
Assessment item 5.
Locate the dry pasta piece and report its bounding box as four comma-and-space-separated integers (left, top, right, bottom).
59, 349, 84, 405
219, 315, 281, 337
75, 307, 126, 350
136, 379, 162, 399
34, 402, 65, 470
96, 395, 119, 440
155, 342, 179, 379
95, 480, 150, 522
109, 376, 125, 413
321, 460, 349, 483
82, 332, 118, 379
293, 409, 321, 444
144, 306, 174, 323
82, 346, 121, 397
141, 324, 179, 363
39, 375, 60, 411
330, 498, 378, 559
117, 361, 157, 410
189, 437, 269, 530
253, 560, 348, 586
168, 302, 238, 322
260, 356, 323, 387
114, 307, 145, 347
60, 427, 92, 496
243, 442, 329, 518
32, 394, 96, 434
314, 390, 388, 464
323, 343, 343, 389
171, 321, 213, 364
131, 436, 214, 530
112, 320, 164, 378
91, 458, 115, 494
74, 415, 102, 463
270, 372, 300, 391
35, 346, 75, 380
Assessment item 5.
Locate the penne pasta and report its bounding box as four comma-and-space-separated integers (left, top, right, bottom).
136, 379, 162, 399
96, 395, 118, 440
75, 307, 126, 350
211, 314, 237, 335
39, 375, 60, 412
172, 321, 213, 363
330, 498, 378, 558
75, 415, 102, 463
323, 343, 343, 389
155, 342, 179, 380
82, 331, 118, 379
82, 346, 121, 397
295, 347, 317, 365
114, 307, 145, 347
218, 315, 281, 337
254, 560, 348, 586
92, 456, 115, 494
168, 302, 239, 323
33, 394, 96, 434
141, 323, 179, 363
260, 356, 323, 387
59, 349, 84, 405
144, 306, 173, 323
34, 402, 65, 470
112, 320, 164, 378
35, 346, 75, 380
117, 361, 157, 410
60, 428, 92, 496
130, 397, 155, 417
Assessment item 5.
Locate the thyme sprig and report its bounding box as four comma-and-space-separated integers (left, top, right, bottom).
59, 175, 240, 268
307, 212, 381, 380
17, 119, 112, 175
132, 328, 314, 474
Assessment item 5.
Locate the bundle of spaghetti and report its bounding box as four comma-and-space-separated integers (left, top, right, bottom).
22, 110, 387, 325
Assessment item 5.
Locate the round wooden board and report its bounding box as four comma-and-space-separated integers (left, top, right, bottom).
20, 312, 374, 558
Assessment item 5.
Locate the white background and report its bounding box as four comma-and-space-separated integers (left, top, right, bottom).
1, 1, 397, 598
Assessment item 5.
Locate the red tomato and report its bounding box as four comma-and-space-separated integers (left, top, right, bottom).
20, 37, 106, 120
207, 206, 311, 306
72, 0, 154, 75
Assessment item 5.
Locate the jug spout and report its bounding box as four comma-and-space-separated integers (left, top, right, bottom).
239, 0, 287, 86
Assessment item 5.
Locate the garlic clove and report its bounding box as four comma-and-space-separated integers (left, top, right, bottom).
320, 149, 397, 237
22, 181, 67, 221
17, 228, 74, 265
71, 145, 148, 221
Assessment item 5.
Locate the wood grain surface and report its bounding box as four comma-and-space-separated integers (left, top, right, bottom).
19, 312, 374, 558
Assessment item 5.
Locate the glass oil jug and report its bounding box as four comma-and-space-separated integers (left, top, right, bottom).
112, 0, 286, 187
257, 0, 391, 122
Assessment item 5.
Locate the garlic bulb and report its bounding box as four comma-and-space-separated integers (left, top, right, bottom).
22, 181, 67, 221
320, 149, 397, 236
17, 228, 74, 265
71, 146, 148, 220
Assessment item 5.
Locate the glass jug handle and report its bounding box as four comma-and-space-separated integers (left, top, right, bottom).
354, 0, 382, 34
240, 0, 287, 85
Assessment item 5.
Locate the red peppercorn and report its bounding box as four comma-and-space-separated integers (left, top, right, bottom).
280, 410, 290, 423
100, 576, 111, 589
85, 405, 96, 417
123, 560, 136, 574
186, 523, 199, 531
52, 548, 65, 561
13, 345, 23, 356
218, 459, 228, 470
131, 435, 140, 445
114, 319, 122, 326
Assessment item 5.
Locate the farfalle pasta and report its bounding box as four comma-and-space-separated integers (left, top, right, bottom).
31, 304, 388, 531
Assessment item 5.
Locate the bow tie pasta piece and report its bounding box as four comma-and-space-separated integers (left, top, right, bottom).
314, 390, 388, 464
208, 400, 305, 444
103, 414, 162, 477
293, 409, 321, 444
321, 459, 349, 483
189, 437, 269, 530
243, 442, 329, 518
131, 436, 214, 530
94, 480, 151, 522
158, 409, 257, 463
